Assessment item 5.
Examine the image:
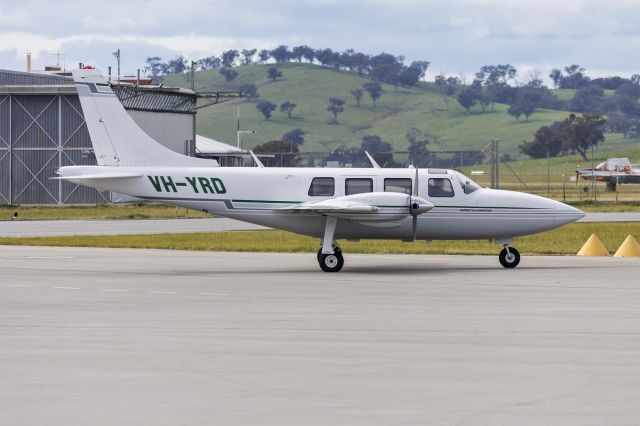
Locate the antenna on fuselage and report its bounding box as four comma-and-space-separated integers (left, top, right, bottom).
364, 151, 381, 169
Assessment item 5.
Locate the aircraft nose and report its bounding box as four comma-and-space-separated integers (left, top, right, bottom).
554, 202, 585, 226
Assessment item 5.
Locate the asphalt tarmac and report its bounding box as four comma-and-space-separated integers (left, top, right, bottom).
1, 246, 639, 425
0, 211, 638, 237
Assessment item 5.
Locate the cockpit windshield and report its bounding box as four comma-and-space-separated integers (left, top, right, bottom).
453, 171, 480, 195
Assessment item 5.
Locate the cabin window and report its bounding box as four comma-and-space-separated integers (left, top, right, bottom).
458, 177, 480, 194
308, 177, 334, 196
384, 178, 412, 195
345, 178, 373, 195
428, 178, 454, 197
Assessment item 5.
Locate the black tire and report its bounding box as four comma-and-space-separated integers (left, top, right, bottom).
319, 252, 344, 272
499, 247, 520, 268
317, 247, 341, 263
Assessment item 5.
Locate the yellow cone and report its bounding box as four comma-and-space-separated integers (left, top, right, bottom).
577, 234, 609, 256
614, 235, 640, 258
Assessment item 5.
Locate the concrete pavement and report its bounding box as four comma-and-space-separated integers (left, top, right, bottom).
1, 246, 639, 425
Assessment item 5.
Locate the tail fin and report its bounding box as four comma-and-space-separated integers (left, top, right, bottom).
72, 70, 217, 167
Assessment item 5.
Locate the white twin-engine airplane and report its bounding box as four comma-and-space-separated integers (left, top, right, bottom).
57, 70, 584, 272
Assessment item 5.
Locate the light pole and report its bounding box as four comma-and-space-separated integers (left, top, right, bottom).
112, 49, 120, 83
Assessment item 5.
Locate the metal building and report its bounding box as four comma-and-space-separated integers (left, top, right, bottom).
0, 69, 197, 205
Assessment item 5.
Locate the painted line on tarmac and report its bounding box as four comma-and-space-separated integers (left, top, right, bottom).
6, 284, 32, 287
150, 291, 177, 294
53, 286, 80, 290
101, 289, 128, 292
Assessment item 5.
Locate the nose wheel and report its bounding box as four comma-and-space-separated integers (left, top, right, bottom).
499, 246, 520, 268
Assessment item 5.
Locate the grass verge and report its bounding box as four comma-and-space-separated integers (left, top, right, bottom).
0, 204, 209, 221
0, 223, 637, 255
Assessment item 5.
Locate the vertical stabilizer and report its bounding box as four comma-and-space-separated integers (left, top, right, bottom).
72, 70, 218, 167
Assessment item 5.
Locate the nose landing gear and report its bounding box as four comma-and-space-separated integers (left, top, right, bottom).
499, 245, 520, 268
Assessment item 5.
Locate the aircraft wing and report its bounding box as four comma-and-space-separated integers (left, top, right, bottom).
282, 200, 380, 214
280, 192, 432, 221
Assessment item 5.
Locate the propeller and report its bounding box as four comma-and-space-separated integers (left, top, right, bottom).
410, 166, 419, 242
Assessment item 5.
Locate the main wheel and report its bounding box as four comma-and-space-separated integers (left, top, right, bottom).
499, 247, 520, 268
319, 252, 344, 272
317, 246, 341, 262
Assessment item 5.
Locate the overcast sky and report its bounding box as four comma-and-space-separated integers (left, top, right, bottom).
0, 0, 638, 83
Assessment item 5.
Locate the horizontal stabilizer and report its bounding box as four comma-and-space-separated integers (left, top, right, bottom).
53, 172, 143, 180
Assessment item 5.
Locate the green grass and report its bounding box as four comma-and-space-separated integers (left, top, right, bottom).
0, 203, 209, 221
161, 63, 639, 161
1, 223, 637, 255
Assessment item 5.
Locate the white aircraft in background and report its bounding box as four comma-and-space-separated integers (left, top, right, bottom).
57, 70, 584, 272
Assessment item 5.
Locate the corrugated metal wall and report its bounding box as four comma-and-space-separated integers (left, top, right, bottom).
0, 70, 198, 205
0, 94, 108, 205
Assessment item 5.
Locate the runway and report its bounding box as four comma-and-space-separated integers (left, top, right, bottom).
0, 211, 638, 237
1, 246, 639, 425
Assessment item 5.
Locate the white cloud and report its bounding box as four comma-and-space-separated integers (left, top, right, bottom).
0, 0, 638, 79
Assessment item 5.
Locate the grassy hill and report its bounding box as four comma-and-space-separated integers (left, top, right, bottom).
161, 63, 639, 163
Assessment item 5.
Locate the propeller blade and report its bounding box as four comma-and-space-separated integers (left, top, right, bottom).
412, 214, 417, 242
414, 167, 419, 196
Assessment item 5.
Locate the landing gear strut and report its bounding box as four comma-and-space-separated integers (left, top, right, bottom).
499, 246, 520, 268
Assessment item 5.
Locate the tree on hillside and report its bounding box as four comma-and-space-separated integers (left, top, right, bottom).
475, 64, 517, 87
507, 87, 542, 121
256, 100, 277, 120
616, 82, 640, 100
632, 74, 640, 85
351, 52, 370, 76
569, 85, 605, 112
200, 55, 221, 70
434, 75, 460, 109
221, 50, 239, 68
456, 87, 478, 113
549, 69, 563, 89
258, 49, 271, 64
145, 57, 166, 77
301, 46, 315, 63
399, 61, 430, 86
519, 123, 563, 159
405, 128, 431, 167
253, 140, 299, 167
519, 113, 607, 160
267, 67, 283, 81
315, 48, 336, 68
327, 98, 346, 124
370, 53, 402, 87
283, 128, 306, 146
167, 56, 187, 74
280, 101, 297, 118
241, 49, 257, 66
559, 113, 607, 160
362, 81, 383, 108
291, 46, 307, 62
238, 83, 259, 100
270, 45, 290, 63
219, 67, 238, 82
350, 88, 363, 107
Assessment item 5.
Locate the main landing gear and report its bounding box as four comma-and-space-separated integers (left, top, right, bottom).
317, 244, 344, 272
499, 245, 520, 268
317, 216, 344, 272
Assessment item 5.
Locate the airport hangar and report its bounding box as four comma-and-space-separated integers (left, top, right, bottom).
0, 69, 244, 205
